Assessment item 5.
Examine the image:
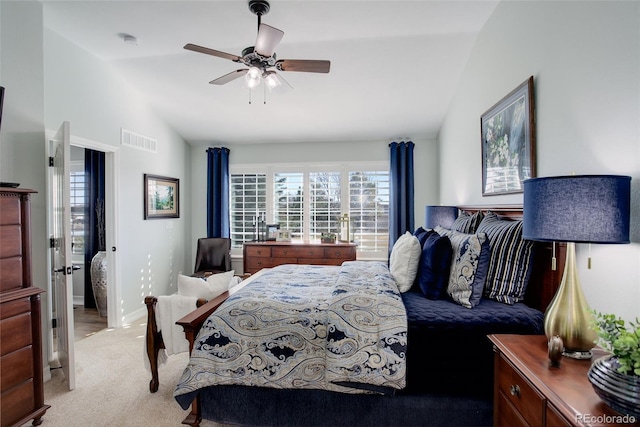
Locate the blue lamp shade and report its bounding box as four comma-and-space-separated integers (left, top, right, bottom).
523, 175, 631, 244
425, 205, 459, 229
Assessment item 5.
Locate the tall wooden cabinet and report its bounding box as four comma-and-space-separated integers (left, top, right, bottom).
0, 188, 50, 427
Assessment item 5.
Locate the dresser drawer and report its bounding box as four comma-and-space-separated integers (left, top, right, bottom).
497, 353, 544, 426
0, 257, 24, 292
1, 378, 36, 427
273, 246, 324, 259
0, 196, 21, 225
324, 246, 356, 260
546, 403, 572, 427
244, 257, 279, 272
496, 390, 528, 427
0, 225, 22, 258
0, 297, 30, 320
0, 312, 33, 356
244, 246, 272, 258
1, 345, 34, 391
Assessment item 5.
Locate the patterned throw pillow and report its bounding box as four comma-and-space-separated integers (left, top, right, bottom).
477, 212, 535, 305
450, 211, 484, 234
389, 231, 422, 292
434, 226, 490, 308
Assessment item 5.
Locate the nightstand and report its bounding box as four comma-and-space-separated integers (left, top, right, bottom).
488, 334, 623, 427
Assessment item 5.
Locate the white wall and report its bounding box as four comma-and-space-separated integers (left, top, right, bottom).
189, 138, 438, 268
0, 0, 49, 377
43, 28, 193, 321
0, 0, 194, 380
439, 1, 640, 322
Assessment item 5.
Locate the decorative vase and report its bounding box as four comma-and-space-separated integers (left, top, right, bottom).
90, 251, 108, 317
588, 356, 640, 419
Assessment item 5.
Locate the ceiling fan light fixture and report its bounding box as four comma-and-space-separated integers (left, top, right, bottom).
184, 0, 330, 96
264, 71, 281, 90
245, 66, 262, 88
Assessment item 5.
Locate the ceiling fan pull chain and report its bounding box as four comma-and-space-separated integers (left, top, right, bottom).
264, 84, 267, 105
248, 88, 252, 105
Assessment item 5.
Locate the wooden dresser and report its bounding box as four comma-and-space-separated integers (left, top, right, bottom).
0, 188, 50, 427
243, 242, 357, 275
489, 334, 620, 427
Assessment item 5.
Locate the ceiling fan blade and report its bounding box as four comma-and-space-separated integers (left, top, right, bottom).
209, 69, 248, 85
276, 60, 331, 73
254, 24, 284, 57
184, 43, 242, 62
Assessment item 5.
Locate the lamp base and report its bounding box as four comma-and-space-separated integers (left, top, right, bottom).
544, 242, 597, 356
562, 349, 593, 360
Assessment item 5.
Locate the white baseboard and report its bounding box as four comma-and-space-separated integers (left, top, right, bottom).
122, 306, 146, 326
73, 296, 84, 306
43, 364, 51, 383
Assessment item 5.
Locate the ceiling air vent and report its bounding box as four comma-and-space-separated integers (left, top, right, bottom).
121, 128, 157, 153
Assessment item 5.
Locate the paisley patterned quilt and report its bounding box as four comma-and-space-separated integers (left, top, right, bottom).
174, 262, 407, 397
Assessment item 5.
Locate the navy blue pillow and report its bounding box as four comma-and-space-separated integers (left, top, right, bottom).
413, 226, 430, 248
417, 232, 453, 300
469, 238, 491, 307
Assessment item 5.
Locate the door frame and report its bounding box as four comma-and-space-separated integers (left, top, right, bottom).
45, 130, 121, 364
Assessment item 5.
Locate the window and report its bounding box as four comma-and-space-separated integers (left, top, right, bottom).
230, 173, 266, 247
70, 166, 86, 255
274, 172, 304, 240
230, 162, 389, 257
309, 172, 341, 240
349, 171, 389, 252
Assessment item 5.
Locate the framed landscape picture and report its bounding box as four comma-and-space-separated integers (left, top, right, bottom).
144, 174, 179, 219
266, 224, 280, 241
481, 76, 536, 196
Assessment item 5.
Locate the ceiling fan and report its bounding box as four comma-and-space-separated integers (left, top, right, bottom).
184, 0, 330, 90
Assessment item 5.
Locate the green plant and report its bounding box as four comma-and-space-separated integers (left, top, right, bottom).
590, 310, 640, 376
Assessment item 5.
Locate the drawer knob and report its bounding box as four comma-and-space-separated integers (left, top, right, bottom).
510, 384, 521, 397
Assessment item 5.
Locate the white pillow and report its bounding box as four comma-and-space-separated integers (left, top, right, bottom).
206, 270, 235, 299
389, 231, 422, 292
177, 270, 234, 300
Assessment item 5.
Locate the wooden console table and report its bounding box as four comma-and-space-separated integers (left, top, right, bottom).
489, 334, 621, 427
243, 241, 357, 275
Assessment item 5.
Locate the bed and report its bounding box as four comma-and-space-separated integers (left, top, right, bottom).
171, 205, 565, 426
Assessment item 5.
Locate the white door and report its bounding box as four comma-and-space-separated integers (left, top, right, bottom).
50, 121, 76, 390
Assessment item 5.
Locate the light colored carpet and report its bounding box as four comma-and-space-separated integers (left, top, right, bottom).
32, 319, 219, 427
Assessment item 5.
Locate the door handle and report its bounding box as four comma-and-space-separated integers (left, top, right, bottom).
53, 266, 73, 275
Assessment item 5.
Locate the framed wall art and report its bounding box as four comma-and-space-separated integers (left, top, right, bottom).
144, 174, 180, 219
481, 76, 536, 196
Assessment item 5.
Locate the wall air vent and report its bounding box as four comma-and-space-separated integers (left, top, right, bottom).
120, 128, 157, 153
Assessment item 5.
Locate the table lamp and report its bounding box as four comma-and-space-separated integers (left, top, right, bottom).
425, 206, 458, 229
523, 175, 631, 359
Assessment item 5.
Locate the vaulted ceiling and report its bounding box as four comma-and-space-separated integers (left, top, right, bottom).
43, 1, 498, 145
